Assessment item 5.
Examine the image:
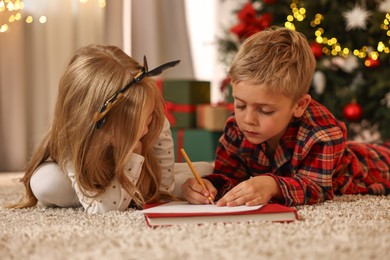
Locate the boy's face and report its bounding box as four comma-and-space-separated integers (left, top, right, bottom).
233, 81, 306, 150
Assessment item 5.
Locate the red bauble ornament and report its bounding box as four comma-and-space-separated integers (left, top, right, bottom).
237, 2, 256, 23
343, 101, 363, 122
364, 57, 380, 68
256, 13, 273, 29
310, 42, 323, 59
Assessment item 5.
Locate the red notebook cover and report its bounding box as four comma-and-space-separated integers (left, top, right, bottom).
141, 202, 298, 227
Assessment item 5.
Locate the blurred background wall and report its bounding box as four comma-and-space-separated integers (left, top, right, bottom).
0, 0, 237, 171
2, 0, 388, 171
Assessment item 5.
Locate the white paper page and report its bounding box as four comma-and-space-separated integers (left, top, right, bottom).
140, 201, 263, 214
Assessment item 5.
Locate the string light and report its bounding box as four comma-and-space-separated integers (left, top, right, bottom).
98, 0, 106, 8
0, 0, 106, 34
80, 0, 106, 8
39, 16, 46, 24
285, 0, 390, 63
0, 0, 24, 33
25, 15, 32, 24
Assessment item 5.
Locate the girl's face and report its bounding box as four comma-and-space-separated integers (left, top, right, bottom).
233, 81, 308, 150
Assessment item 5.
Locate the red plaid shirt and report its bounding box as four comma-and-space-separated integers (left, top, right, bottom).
205, 100, 390, 206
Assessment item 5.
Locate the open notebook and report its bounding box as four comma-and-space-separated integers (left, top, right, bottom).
140, 201, 298, 226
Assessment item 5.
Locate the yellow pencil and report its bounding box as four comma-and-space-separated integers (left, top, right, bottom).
180, 148, 214, 205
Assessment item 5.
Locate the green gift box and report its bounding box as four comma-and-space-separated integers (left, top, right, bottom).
227, 84, 234, 103
220, 77, 233, 103
171, 128, 222, 162
162, 80, 210, 128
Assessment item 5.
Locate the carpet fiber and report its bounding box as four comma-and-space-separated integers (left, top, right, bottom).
1, 173, 389, 260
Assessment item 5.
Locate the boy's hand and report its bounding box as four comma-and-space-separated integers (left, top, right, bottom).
217, 175, 281, 206
181, 178, 217, 204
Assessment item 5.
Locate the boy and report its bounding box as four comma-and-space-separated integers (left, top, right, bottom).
182, 27, 390, 207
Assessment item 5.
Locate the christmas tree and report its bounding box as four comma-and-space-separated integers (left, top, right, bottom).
218, 0, 390, 141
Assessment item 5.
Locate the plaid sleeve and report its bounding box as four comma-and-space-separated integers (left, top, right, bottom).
203, 118, 251, 200
275, 126, 346, 206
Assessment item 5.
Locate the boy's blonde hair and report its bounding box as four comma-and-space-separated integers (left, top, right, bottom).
11, 45, 166, 208
229, 27, 316, 102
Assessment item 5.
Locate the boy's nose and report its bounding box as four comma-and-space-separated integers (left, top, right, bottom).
243, 110, 256, 125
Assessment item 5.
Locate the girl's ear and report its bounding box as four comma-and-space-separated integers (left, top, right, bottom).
293, 94, 311, 118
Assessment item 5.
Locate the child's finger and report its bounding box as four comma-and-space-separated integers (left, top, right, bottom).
203, 179, 217, 199
188, 178, 213, 198
182, 178, 211, 204
217, 186, 245, 206
186, 186, 211, 204
245, 197, 268, 206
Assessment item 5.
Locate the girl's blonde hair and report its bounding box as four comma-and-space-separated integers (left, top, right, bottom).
10, 44, 165, 208
229, 27, 316, 102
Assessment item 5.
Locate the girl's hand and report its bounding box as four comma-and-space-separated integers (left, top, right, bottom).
217, 175, 281, 206
181, 178, 217, 204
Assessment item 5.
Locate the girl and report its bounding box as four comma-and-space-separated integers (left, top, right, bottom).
9, 44, 212, 213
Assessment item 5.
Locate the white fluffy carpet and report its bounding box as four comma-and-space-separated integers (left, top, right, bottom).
1, 173, 389, 260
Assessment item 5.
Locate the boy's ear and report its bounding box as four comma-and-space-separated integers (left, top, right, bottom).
293, 94, 311, 118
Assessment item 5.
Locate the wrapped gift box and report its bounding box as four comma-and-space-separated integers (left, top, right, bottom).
197, 104, 232, 132
171, 128, 222, 162
226, 84, 234, 103
161, 80, 210, 128
220, 77, 234, 103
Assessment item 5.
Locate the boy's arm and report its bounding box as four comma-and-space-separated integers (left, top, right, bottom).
203, 121, 251, 200
272, 129, 345, 206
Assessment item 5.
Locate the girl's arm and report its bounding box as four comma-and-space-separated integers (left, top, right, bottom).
67, 153, 145, 214
67, 117, 174, 213
153, 117, 175, 194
